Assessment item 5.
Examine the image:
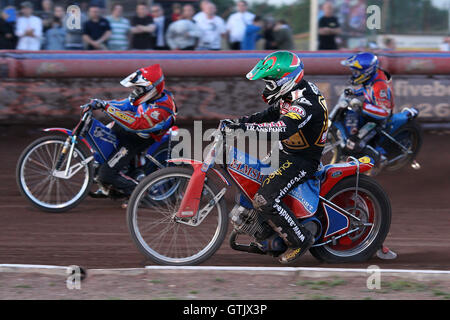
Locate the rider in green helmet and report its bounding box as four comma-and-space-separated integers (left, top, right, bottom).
224, 51, 329, 264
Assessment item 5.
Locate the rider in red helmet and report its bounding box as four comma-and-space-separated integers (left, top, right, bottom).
87, 64, 177, 195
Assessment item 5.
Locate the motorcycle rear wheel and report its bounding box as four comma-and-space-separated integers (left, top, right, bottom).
310, 175, 391, 263
382, 120, 422, 171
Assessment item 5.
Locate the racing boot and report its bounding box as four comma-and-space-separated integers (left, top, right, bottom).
265, 218, 315, 264
98, 171, 138, 197
278, 237, 315, 264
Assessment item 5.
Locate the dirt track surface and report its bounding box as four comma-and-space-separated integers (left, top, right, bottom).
0, 127, 449, 270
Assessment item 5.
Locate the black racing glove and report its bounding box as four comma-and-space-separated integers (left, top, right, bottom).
344, 88, 354, 96
220, 119, 244, 131
88, 99, 107, 110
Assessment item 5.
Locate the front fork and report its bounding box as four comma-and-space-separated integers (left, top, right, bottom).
53, 135, 94, 179
55, 136, 72, 171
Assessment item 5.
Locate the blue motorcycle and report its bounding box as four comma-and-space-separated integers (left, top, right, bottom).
322, 92, 422, 174
16, 103, 178, 213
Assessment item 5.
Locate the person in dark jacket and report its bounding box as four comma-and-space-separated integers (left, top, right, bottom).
130, 2, 156, 49
273, 20, 294, 50
0, 9, 16, 49
151, 3, 171, 50
82, 5, 111, 50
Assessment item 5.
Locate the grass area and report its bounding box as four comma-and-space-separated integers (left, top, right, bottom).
14, 285, 32, 289
432, 289, 450, 300
295, 278, 346, 290
382, 280, 428, 292
306, 294, 335, 300
147, 279, 163, 284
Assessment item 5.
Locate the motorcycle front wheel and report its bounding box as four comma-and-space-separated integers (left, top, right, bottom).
127, 167, 228, 265
16, 135, 93, 213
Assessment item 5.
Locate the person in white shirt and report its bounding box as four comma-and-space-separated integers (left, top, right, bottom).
225, 0, 254, 50
195, 2, 226, 50
440, 36, 450, 51
15, 1, 43, 50
193, 0, 210, 24
166, 4, 201, 50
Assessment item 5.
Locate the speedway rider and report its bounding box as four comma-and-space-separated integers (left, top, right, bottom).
340, 52, 395, 166
86, 64, 177, 196
224, 51, 329, 264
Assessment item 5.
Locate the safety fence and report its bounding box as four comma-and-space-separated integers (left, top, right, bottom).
0, 51, 449, 123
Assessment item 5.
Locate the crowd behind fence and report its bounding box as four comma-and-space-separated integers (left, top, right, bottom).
1, 0, 450, 52
0, 0, 300, 51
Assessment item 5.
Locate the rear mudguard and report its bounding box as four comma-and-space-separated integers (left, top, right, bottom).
319, 157, 375, 197
167, 158, 230, 218
43, 128, 93, 152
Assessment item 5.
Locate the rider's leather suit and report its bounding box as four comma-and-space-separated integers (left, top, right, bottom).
346, 69, 395, 161
238, 79, 328, 248
98, 90, 177, 194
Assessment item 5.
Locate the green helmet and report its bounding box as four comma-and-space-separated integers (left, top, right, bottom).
246, 51, 305, 104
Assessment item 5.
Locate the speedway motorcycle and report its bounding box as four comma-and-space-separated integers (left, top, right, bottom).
126, 121, 391, 265
322, 92, 422, 173
16, 103, 178, 213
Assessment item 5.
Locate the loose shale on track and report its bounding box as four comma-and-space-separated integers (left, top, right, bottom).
0, 126, 449, 270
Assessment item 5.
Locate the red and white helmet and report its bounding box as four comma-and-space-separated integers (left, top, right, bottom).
120, 64, 165, 106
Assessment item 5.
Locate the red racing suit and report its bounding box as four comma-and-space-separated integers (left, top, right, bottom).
103, 89, 177, 140
354, 69, 395, 120
95, 89, 177, 195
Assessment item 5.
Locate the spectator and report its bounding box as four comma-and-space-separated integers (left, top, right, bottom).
273, 20, 294, 50
166, 4, 200, 50
171, 3, 182, 22
226, 0, 254, 50
195, 2, 226, 50
90, 0, 106, 10
64, 4, 87, 50
82, 5, 111, 50
151, 3, 170, 50
2, 6, 17, 24
130, 2, 155, 50
263, 17, 277, 50
318, 1, 341, 50
440, 36, 450, 51
53, 5, 65, 21
241, 15, 263, 50
39, 0, 53, 33
383, 37, 396, 51
0, 8, 15, 49
107, 3, 130, 50
193, 0, 210, 23
44, 16, 65, 50
15, 1, 42, 50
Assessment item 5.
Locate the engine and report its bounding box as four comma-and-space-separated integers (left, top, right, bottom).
229, 205, 272, 240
